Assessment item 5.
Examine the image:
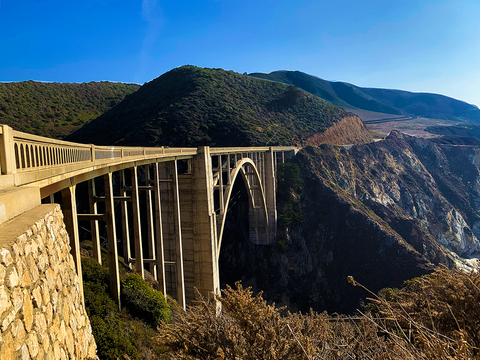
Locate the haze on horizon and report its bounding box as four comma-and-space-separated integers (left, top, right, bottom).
1, 0, 479, 108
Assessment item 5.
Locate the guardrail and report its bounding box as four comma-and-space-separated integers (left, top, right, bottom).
0, 125, 198, 173
0, 124, 299, 190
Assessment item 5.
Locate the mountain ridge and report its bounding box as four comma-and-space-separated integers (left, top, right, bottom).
249, 70, 480, 122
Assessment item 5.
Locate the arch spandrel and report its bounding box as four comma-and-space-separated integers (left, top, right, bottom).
215, 157, 269, 256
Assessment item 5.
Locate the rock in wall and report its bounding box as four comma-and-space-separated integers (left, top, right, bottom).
0, 204, 97, 359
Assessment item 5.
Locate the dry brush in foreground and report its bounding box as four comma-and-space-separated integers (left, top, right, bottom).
158, 267, 480, 359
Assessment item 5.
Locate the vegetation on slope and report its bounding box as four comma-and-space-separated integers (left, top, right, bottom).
249, 70, 480, 122
426, 122, 480, 145
0, 81, 139, 138
67, 66, 355, 147
81, 254, 170, 359
159, 268, 480, 359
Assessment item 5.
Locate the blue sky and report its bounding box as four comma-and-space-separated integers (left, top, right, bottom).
1, 0, 480, 107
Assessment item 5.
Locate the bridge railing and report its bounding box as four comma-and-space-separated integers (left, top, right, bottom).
0, 124, 198, 189
0, 124, 298, 190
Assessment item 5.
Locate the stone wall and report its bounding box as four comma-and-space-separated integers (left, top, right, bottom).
0, 204, 97, 359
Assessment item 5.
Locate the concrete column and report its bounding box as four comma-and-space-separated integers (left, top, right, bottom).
153, 162, 167, 295
119, 170, 131, 267
192, 146, 220, 301
227, 154, 231, 185
218, 155, 224, 216
265, 148, 277, 242
145, 165, 156, 277
172, 160, 186, 309
103, 172, 121, 308
61, 185, 84, 307
0, 125, 16, 175
88, 179, 101, 264
131, 166, 144, 278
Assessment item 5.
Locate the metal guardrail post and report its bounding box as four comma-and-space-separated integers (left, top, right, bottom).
0, 125, 16, 175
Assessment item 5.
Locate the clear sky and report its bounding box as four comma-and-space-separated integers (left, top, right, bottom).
1, 0, 479, 107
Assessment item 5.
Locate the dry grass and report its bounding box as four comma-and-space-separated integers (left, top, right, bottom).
158, 267, 480, 359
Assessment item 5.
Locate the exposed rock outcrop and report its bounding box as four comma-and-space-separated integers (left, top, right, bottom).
306, 115, 373, 145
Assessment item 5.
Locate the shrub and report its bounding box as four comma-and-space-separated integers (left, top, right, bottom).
81, 257, 140, 360
159, 277, 478, 359
121, 273, 171, 327
89, 315, 140, 360
277, 162, 303, 202
370, 266, 480, 353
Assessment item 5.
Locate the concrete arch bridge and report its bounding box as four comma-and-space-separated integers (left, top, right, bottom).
0, 124, 298, 308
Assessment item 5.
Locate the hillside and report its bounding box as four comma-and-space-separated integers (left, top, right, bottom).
426, 123, 480, 141
249, 70, 480, 122
0, 81, 140, 138
67, 66, 372, 147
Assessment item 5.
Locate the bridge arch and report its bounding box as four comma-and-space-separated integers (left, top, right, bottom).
215, 158, 269, 255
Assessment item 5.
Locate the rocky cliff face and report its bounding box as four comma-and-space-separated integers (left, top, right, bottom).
219, 131, 480, 314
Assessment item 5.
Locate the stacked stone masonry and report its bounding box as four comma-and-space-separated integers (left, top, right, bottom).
0, 204, 97, 359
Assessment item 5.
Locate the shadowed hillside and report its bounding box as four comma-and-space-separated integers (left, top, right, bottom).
0, 81, 140, 138
249, 70, 480, 122
67, 66, 372, 147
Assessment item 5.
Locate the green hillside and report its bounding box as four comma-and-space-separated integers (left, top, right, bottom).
249, 70, 480, 122
0, 81, 140, 138
67, 66, 353, 147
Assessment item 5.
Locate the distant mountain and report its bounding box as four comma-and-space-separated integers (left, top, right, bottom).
249, 70, 480, 122
67, 66, 372, 147
0, 81, 140, 138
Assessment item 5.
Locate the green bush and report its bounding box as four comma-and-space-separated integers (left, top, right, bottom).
89, 315, 140, 360
277, 162, 303, 201
81, 257, 140, 360
121, 273, 171, 327
278, 202, 304, 227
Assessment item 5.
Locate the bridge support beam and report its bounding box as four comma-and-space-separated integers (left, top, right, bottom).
87, 179, 101, 264
191, 146, 220, 300
103, 172, 121, 308
120, 170, 131, 268
265, 148, 277, 242
172, 160, 186, 309
61, 185, 85, 308
145, 165, 156, 278
131, 166, 144, 278
153, 162, 167, 295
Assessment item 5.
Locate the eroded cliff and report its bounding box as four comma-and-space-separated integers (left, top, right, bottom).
220, 131, 480, 314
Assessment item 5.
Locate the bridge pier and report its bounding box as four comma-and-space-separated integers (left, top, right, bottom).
265, 148, 277, 242
191, 146, 220, 300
